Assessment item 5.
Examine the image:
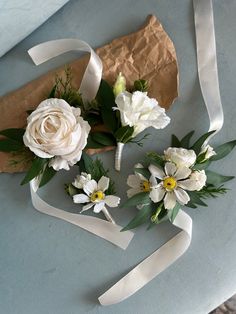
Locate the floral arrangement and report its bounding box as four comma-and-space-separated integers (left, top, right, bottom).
65, 153, 119, 224
122, 130, 236, 230
0, 69, 170, 189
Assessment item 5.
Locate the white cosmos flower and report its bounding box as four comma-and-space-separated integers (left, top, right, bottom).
114, 91, 170, 137
73, 176, 120, 213
200, 145, 216, 160
127, 172, 156, 198
72, 172, 91, 189
149, 162, 207, 210
164, 147, 196, 168
23, 98, 90, 171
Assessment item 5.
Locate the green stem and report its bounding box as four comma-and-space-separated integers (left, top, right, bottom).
151, 202, 163, 223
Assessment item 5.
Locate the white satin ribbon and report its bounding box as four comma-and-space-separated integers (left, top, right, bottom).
193, 0, 224, 143
98, 0, 224, 305
99, 210, 192, 305
30, 180, 133, 250
28, 38, 102, 102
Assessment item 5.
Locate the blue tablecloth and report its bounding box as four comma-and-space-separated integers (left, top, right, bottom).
1, 1, 236, 313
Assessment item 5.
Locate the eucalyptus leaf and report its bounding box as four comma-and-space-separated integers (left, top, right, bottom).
121, 205, 152, 231
86, 136, 105, 149
146, 152, 165, 167
211, 140, 236, 161
0, 128, 25, 142
21, 157, 48, 185
39, 165, 56, 188
206, 170, 234, 186
192, 160, 211, 170
121, 192, 150, 208
0, 139, 24, 152
191, 130, 215, 155
180, 130, 195, 148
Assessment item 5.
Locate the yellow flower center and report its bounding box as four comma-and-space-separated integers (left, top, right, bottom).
141, 180, 151, 192
90, 190, 105, 202
163, 177, 177, 191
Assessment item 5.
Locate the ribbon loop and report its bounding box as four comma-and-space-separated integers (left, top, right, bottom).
28, 38, 102, 102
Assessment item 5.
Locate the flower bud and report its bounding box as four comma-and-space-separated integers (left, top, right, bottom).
113, 73, 126, 97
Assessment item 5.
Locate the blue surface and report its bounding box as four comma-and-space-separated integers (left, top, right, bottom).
1, 0, 236, 313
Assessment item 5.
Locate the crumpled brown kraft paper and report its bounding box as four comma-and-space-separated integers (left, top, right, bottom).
0, 15, 178, 173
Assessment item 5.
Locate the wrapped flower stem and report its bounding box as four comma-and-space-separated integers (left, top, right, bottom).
115, 142, 125, 171
102, 208, 116, 224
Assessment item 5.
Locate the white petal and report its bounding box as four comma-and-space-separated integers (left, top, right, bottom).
164, 162, 176, 177
83, 180, 97, 195
127, 188, 141, 198
174, 188, 190, 205
73, 194, 90, 204
127, 174, 141, 188
98, 176, 110, 192
94, 201, 105, 213
164, 192, 176, 210
178, 171, 206, 191
104, 195, 120, 207
150, 184, 165, 203
148, 164, 165, 179
80, 203, 94, 213
149, 175, 157, 187
175, 166, 191, 180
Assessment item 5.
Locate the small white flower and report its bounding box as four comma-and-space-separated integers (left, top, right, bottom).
200, 145, 216, 161
127, 172, 156, 198
73, 176, 120, 213
149, 162, 206, 210
164, 147, 196, 168
114, 91, 170, 137
72, 172, 91, 189
23, 98, 90, 171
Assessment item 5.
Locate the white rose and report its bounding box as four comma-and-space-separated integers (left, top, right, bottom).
23, 98, 91, 171
72, 172, 92, 189
114, 91, 170, 137
178, 170, 207, 191
200, 145, 216, 160
164, 147, 196, 168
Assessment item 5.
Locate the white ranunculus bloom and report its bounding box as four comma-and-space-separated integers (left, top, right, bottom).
164, 147, 196, 168
23, 98, 91, 171
149, 162, 206, 210
200, 145, 216, 160
72, 172, 91, 189
114, 91, 170, 137
73, 176, 120, 214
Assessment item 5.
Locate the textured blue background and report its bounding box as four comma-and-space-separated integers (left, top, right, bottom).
1, 0, 236, 313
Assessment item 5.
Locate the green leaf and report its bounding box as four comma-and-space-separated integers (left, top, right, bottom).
39, 165, 56, 188
168, 203, 181, 223
121, 205, 152, 231
81, 152, 94, 173
171, 134, 181, 147
188, 191, 207, 207
211, 140, 236, 161
86, 136, 105, 149
192, 160, 211, 170
114, 125, 134, 143
0, 128, 25, 143
21, 157, 48, 185
206, 170, 234, 186
48, 85, 57, 98
146, 152, 165, 167
121, 192, 150, 208
191, 130, 215, 155
91, 132, 116, 146
180, 131, 195, 148
185, 202, 197, 209
97, 80, 118, 133
134, 167, 151, 179
0, 139, 24, 152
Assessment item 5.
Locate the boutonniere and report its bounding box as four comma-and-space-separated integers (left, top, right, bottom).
122, 130, 236, 230
66, 153, 120, 223
89, 73, 170, 171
